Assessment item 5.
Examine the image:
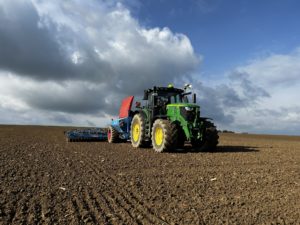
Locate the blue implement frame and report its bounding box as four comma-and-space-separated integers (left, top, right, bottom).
110, 116, 132, 141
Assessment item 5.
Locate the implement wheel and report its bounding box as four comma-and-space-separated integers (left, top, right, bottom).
130, 113, 148, 148
151, 119, 178, 152
107, 126, 119, 143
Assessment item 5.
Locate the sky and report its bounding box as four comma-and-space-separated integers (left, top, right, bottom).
0, 0, 300, 135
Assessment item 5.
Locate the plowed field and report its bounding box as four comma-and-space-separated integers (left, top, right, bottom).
0, 125, 299, 224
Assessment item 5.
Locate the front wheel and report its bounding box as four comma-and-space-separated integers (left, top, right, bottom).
151, 119, 178, 152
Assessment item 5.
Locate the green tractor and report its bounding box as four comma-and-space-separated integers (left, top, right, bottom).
108, 84, 219, 152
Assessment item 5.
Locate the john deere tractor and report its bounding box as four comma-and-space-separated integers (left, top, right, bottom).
107, 84, 218, 152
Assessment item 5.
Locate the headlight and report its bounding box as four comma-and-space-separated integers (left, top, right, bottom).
185, 106, 193, 111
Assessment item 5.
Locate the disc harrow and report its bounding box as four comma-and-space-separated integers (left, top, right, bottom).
64, 128, 107, 142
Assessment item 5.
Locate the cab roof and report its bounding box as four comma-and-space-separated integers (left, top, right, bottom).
145, 86, 184, 94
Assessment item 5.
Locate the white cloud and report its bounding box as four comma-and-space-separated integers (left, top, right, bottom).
236, 48, 300, 86
222, 48, 300, 134
0, 0, 199, 126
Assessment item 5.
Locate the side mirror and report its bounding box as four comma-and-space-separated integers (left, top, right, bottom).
143, 90, 148, 100
192, 93, 196, 103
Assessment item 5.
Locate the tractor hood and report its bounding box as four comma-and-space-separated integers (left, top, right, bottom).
166, 103, 200, 124
166, 103, 199, 108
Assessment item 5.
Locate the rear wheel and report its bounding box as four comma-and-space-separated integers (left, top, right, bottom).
107, 126, 119, 143
131, 113, 148, 148
192, 121, 219, 151
151, 119, 178, 152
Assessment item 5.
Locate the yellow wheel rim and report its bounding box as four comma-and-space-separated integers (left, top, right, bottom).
155, 127, 164, 146
132, 122, 140, 142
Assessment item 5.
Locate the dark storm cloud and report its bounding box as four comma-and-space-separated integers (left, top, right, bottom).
49, 114, 73, 124
24, 90, 106, 114
0, 2, 73, 80
194, 83, 235, 124
0, 1, 118, 83
12, 80, 123, 115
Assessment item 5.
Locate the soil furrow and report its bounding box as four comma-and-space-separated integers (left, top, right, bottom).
76, 151, 169, 224
40, 194, 54, 224
70, 198, 84, 224
10, 194, 31, 224
4, 203, 17, 225
82, 157, 167, 224
85, 189, 111, 224
75, 162, 140, 224
78, 191, 98, 224
26, 198, 39, 225
97, 191, 124, 225
102, 191, 138, 225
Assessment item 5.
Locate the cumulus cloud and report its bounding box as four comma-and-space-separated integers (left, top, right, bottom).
192, 71, 270, 127
0, 0, 199, 124
236, 48, 300, 86
217, 49, 300, 134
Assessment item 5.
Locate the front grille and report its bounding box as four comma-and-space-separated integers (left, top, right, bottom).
180, 107, 196, 122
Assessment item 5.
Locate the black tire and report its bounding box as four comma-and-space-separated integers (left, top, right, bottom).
107, 126, 119, 143
177, 126, 186, 149
151, 119, 178, 152
192, 121, 219, 151
130, 113, 147, 148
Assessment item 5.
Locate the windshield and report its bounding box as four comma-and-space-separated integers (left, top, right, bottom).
157, 92, 189, 104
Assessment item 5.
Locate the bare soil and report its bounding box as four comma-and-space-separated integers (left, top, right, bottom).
0, 125, 299, 224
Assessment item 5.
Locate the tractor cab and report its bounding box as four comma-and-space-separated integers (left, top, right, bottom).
142, 85, 197, 121
143, 86, 186, 105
